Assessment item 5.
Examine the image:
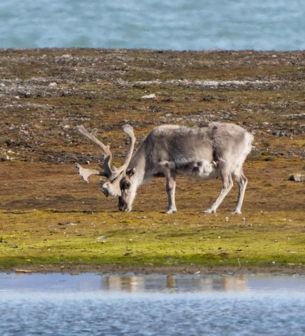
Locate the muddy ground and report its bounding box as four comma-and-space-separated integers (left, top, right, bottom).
0, 49, 304, 274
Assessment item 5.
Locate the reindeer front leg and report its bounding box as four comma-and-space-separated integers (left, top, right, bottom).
165, 170, 177, 214
158, 161, 177, 214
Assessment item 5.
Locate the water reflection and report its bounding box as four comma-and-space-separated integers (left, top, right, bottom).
104, 276, 145, 292
103, 274, 248, 293
166, 275, 176, 290
1, 273, 305, 336
0, 272, 304, 294
221, 276, 246, 292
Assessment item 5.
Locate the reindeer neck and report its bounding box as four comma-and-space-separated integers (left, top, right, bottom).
128, 144, 147, 187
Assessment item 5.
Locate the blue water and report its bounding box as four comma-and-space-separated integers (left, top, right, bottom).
1, 273, 305, 335
0, 0, 304, 50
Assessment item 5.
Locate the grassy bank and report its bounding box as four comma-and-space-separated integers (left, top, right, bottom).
1, 207, 305, 271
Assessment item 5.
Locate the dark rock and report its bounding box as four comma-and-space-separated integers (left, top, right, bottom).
289, 174, 305, 182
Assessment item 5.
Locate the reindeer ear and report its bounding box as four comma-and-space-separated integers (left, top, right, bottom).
126, 167, 136, 177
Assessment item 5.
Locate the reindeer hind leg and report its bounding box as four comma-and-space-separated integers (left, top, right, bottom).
231, 168, 248, 214
204, 159, 233, 213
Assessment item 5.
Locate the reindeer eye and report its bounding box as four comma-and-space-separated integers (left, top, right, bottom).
120, 179, 131, 190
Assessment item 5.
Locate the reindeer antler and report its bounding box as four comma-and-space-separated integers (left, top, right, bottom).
110, 124, 136, 179
76, 125, 113, 178
75, 124, 136, 197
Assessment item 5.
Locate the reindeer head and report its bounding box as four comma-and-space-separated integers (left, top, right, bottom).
76, 124, 137, 211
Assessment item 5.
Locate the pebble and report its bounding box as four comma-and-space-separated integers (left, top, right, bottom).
141, 93, 156, 100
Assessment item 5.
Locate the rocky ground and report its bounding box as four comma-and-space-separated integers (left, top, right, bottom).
1, 49, 305, 165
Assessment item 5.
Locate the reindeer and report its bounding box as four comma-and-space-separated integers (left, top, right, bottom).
75, 122, 253, 214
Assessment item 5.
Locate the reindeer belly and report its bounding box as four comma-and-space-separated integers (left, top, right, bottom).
196, 160, 219, 180
176, 160, 219, 180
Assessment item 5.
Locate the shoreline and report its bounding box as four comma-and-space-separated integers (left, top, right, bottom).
7, 265, 305, 275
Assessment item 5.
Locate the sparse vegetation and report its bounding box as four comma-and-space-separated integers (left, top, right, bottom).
0, 49, 304, 273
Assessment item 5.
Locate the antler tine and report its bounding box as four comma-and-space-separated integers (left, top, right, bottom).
122, 124, 136, 165
76, 125, 113, 177
114, 124, 136, 176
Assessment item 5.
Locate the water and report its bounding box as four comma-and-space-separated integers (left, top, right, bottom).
0, 0, 304, 50
1, 273, 305, 335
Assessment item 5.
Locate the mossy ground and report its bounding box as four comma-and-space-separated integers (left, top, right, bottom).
1, 208, 305, 271
0, 158, 304, 272
0, 49, 304, 272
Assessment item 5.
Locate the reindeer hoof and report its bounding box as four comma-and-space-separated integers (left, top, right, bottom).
203, 208, 216, 214
166, 209, 177, 214
231, 210, 242, 215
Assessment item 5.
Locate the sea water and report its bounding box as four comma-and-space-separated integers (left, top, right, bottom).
0, 0, 304, 50
1, 272, 305, 335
